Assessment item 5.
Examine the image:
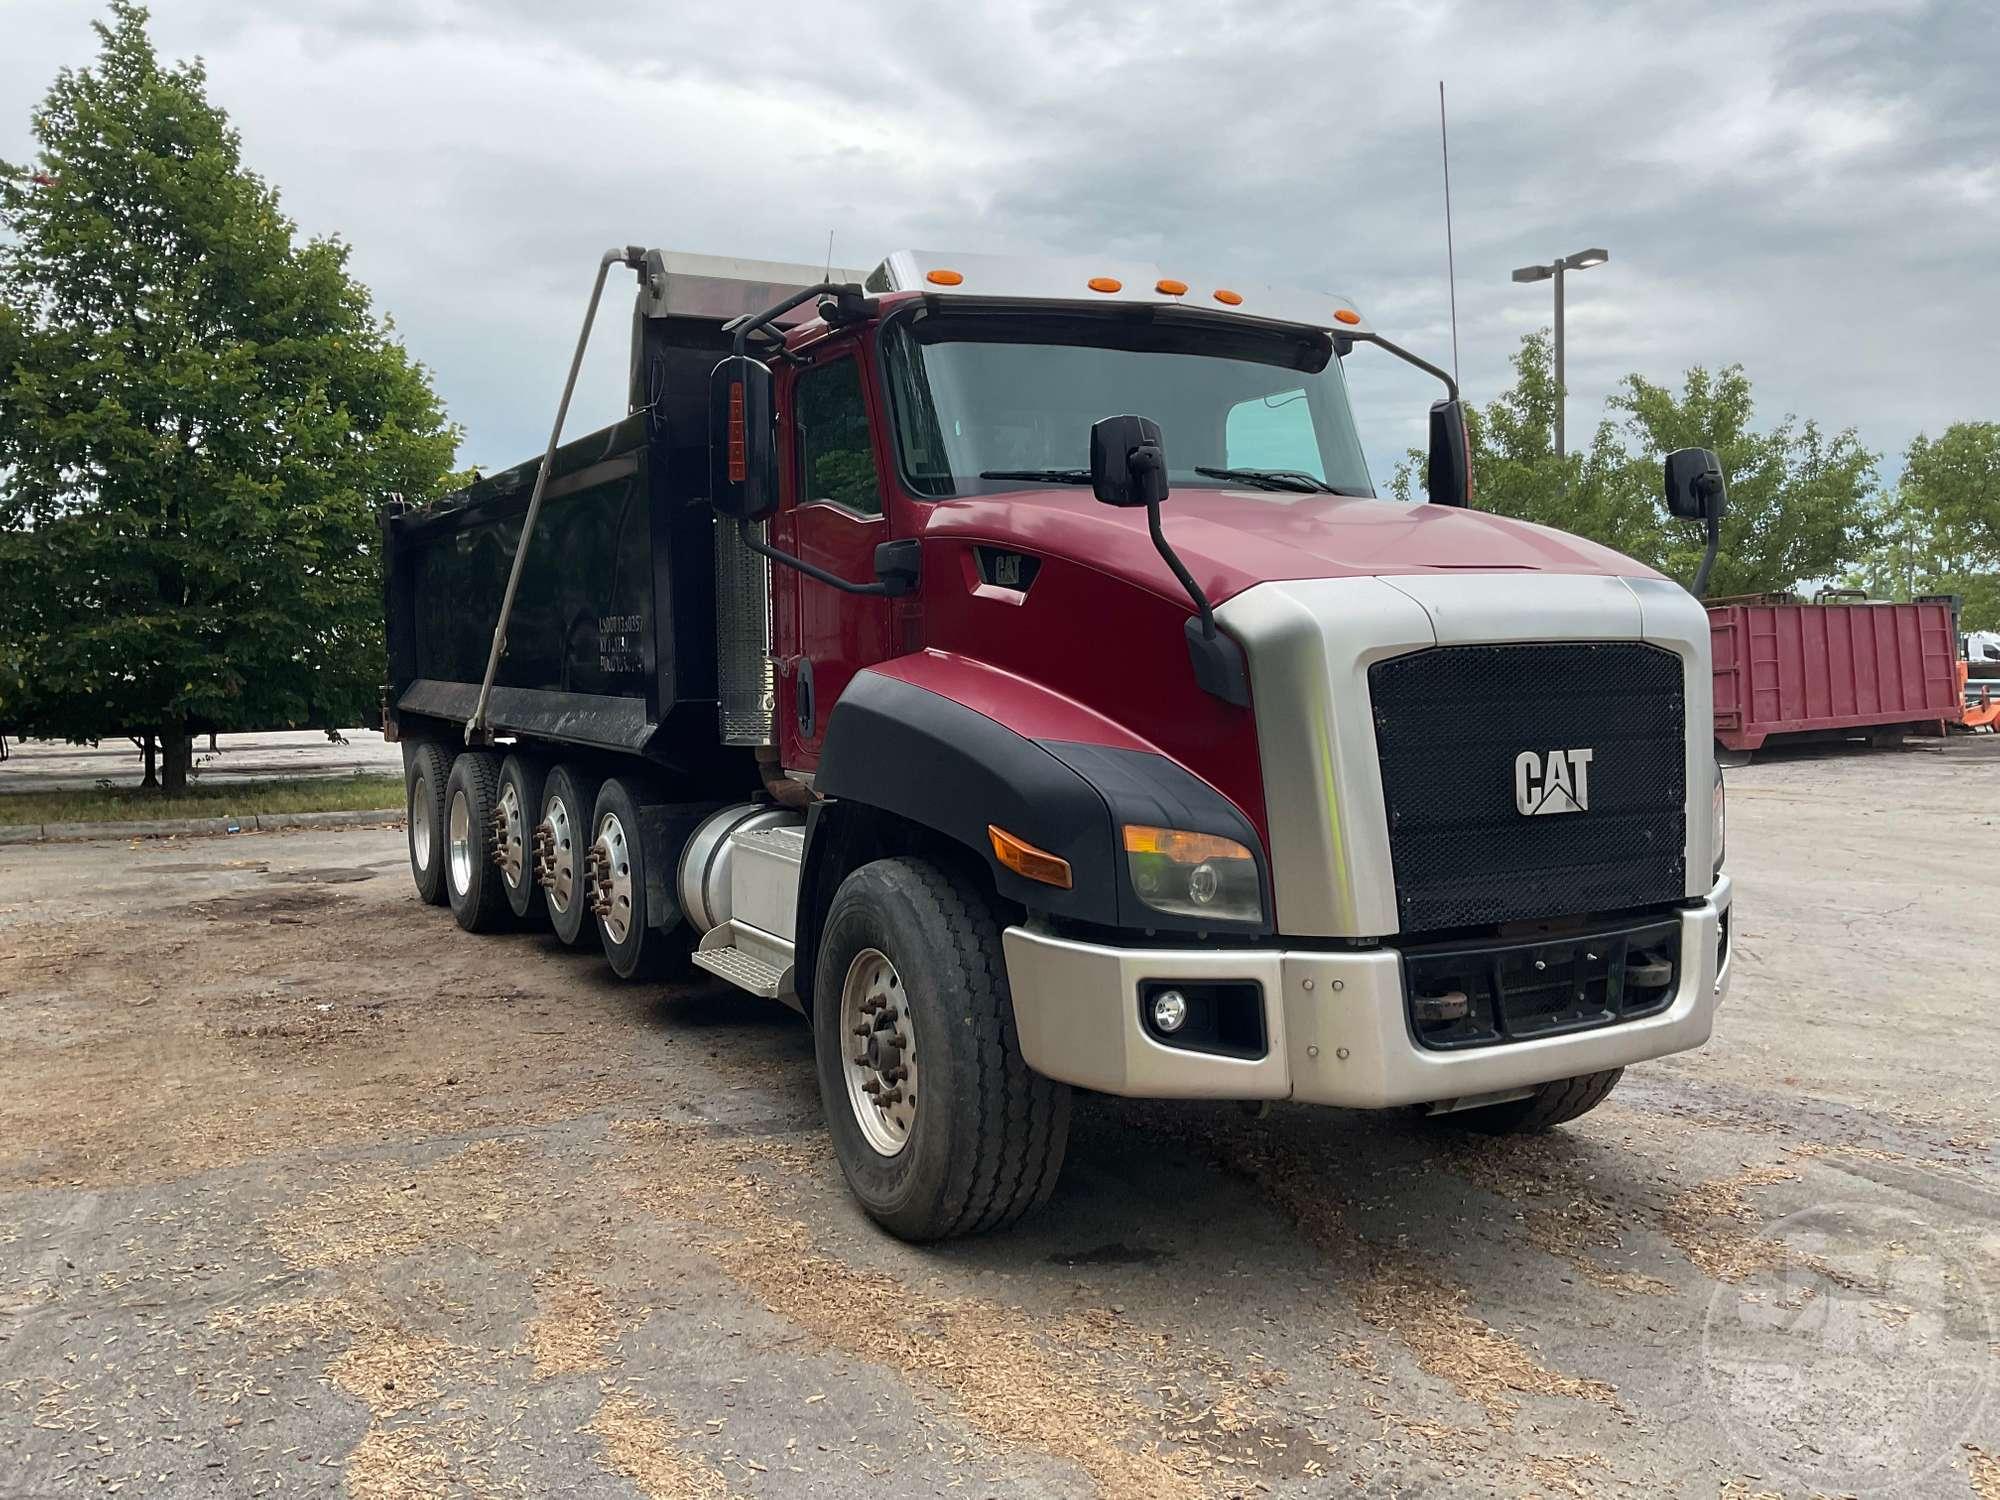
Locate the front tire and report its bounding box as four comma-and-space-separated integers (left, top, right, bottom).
406, 741, 452, 907
812, 857, 1070, 1242
443, 751, 512, 934
1442, 1067, 1625, 1135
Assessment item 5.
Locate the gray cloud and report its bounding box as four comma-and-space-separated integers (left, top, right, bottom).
4, 0, 1995, 491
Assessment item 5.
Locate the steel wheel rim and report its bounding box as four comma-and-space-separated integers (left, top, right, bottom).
447, 788, 473, 895
496, 780, 526, 889
546, 797, 576, 915
594, 812, 634, 944
839, 948, 917, 1157
410, 774, 433, 871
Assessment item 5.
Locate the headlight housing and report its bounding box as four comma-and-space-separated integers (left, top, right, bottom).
1712, 765, 1726, 878
1123, 824, 1261, 923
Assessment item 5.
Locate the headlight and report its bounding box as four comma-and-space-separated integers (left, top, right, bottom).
1122, 825, 1261, 923
1712, 765, 1726, 878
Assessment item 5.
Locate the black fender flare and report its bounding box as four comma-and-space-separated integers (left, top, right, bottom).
798, 673, 1270, 1005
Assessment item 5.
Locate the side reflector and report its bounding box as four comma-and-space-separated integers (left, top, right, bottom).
1333, 307, 1361, 325
1213, 288, 1243, 306
927, 268, 964, 286
988, 825, 1073, 889
1156, 278, 1189, 296
1087, 276, 1123, 293
727, 382, 746, 483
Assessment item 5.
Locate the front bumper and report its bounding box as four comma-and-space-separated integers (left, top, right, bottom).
1002, 875, 1732, 1109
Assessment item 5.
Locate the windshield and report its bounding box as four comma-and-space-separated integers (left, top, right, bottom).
880, 309, 1374, 500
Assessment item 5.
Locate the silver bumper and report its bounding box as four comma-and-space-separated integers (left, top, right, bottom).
1002, 875, 1733, 1109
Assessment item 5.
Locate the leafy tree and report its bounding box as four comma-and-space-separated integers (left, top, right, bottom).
1850, 423, 2000, 629
1393, 333, 1878, 599
1611, 365, 1877, 599
0, 3, 458, 790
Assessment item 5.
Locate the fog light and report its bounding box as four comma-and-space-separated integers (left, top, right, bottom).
1150, 989, 1189, 1034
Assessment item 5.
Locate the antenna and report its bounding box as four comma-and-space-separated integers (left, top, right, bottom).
824, 229, 835, 284
1438, 80, 1461, 387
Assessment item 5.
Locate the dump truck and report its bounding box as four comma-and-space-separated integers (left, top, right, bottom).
382, 247, 1734, 1241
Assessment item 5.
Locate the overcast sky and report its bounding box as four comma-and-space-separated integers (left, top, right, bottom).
5, 0, 1996, 491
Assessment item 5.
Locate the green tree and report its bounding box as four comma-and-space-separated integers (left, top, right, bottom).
1850, 423, 2000, 629
0, 3, 458, 790
1394, 333, 1879, 599
1611, 364, 1877, 599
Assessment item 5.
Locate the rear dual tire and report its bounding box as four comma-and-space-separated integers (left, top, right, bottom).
444, 751, 513, 934
406, 742, 453, 907
590, 777, 689, 981
540, 763, 602, 949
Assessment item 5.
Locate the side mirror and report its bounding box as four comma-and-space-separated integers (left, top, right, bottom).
1663, 447, 1726, 521
1089, 414, 1170, 509
708, 355, 777, 522
1663, 447, 1728, 597
1426, 399, 1473, 507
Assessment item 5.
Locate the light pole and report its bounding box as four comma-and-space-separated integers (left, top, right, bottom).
1511, 247, 1608, 458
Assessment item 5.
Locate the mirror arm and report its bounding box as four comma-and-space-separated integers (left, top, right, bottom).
1691, 506, 1721, 598
730, 282, 865, 356
1345, 330, 1459, 402
1146, 502, 1215, 638
735, 517, 907, 598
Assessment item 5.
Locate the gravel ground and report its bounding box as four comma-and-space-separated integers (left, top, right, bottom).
0, 740, 1995, 1499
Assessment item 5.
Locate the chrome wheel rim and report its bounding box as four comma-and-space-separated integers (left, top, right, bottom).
410, 774, 433, 871
447, 787, 474, 896
545, 796, 576, 915
496, 780, 526, 889
594, 812, 634, 944
839, 948, 916, 1157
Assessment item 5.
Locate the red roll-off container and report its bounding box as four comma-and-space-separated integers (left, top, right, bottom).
1707, 597, 1964, 752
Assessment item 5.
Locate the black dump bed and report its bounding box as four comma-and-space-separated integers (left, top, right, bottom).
381, 249, 860, 774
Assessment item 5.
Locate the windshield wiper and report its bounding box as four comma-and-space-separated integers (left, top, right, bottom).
1194, 465, 1357, 496
979, 468, 1092, 484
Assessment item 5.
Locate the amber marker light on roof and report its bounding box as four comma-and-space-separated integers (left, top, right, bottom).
1213, 288, 1243, 306
1333, 307, 1361, 325
926, 268, 964, 286
1156, 278, 1189, 296
1085, 276, 1121, 293
988, 825, 1073, 889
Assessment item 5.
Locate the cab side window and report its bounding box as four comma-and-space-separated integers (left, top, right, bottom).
795, 358, 883, 517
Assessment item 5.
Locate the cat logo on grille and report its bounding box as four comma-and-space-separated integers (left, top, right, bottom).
1515, 747, 1594, 816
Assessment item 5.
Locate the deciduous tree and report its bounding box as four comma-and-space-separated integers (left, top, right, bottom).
0, 3, 458, 790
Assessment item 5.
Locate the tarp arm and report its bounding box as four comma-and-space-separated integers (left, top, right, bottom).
466, 245, 648, 745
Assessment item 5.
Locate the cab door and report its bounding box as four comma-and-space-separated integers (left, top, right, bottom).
773, 346, 895, 771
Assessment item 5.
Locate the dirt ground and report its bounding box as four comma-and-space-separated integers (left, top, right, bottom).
1, 741, 1996, 1499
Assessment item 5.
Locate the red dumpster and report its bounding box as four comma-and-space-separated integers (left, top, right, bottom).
1707, 597, 1963, 752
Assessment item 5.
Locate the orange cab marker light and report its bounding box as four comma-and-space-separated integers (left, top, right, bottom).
1333, 307, 1361, 325
1213, 288, 1243, 306
1156, 278, 1189, 296
926, 268, 964, 286
988, 824, 1073, 889
1088, 276, 1123, 293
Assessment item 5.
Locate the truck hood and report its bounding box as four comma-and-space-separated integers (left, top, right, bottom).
923, 487, 1662, 604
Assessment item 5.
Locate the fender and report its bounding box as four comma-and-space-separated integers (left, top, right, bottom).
811, 656, 1270, 939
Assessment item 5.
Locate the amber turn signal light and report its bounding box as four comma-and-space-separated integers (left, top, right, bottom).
988, 824, 1073, 889
1333, 307, 1361, 325
926, 268, 964, 286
